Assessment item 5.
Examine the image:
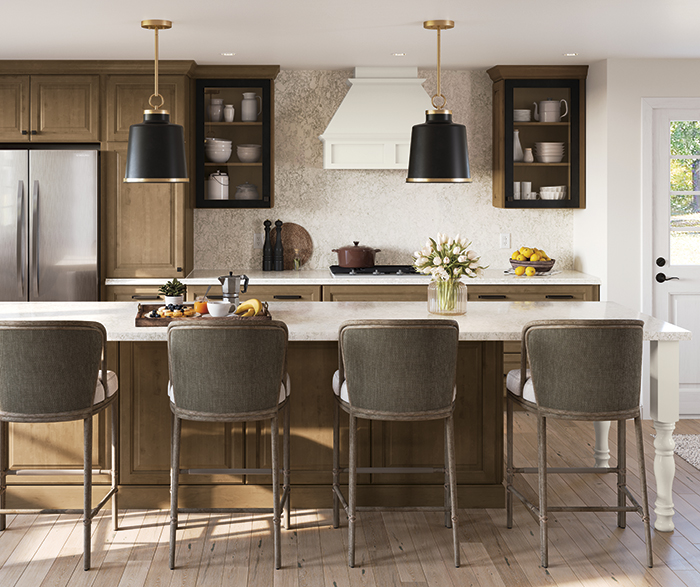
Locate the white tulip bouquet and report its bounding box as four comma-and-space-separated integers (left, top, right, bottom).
413, 233, 486, 314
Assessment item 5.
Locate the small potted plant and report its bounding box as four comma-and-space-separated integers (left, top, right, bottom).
158, 278, 187, 306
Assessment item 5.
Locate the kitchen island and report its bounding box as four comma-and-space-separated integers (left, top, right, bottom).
0, 300, 686, 532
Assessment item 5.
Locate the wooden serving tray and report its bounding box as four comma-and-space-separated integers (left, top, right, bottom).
135, 303, 272, 327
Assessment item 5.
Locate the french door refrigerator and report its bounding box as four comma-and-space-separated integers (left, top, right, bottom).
0, 146, 98, 301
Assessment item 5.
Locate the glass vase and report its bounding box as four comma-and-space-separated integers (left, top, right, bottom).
427, 280, 467, 315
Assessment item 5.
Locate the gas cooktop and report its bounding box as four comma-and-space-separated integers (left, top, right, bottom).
329, 265, 417, 276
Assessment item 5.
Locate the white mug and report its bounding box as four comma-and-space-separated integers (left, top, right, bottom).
521, 181, 531, 195
513, 182, 521, 200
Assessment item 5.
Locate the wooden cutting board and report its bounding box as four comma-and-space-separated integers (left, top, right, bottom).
270, 222, 313, 270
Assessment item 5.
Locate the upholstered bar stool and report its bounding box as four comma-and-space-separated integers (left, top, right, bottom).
506, 319, 653, 568
332, 319, 461, 568
0, 320, 119, 571
167, 320, 291, 570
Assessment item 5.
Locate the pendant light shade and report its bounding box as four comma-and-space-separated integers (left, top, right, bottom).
124, 20, 189, 183
406, 20, 471, 184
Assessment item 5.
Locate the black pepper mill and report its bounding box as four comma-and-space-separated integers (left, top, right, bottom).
273, 220, 284, 271
263, 220, 273, 271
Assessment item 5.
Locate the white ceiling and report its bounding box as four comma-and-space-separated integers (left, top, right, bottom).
2, 0, 699, 70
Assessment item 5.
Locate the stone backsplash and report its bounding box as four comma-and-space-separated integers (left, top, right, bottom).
193, 68, 573, 271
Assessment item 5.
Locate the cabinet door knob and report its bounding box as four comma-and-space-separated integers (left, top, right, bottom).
30, 130, 37, 135
21, 130, 28, 135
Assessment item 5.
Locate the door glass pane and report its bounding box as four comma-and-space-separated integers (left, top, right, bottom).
670, 120, 700, 264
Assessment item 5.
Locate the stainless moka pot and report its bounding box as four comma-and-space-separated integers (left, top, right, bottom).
217, 272, 249, 306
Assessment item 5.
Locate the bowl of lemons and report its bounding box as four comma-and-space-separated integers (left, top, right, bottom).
510, 247, 555, 276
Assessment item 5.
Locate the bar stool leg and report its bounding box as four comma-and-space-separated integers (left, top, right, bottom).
506, 395, 514, 529
617, 419, 627, 528
332, 401, 340, 529
444, 420, 451, 528
0, 420, 6, 532
169, 414, 182, 570
283, 402, 291, 531
538, 414, 548, 568
348, 414, 357, 568
83, 416, 93, 571
446, 414, 460, 568
111, 400, 119, 531
271, 414, 281, 569
635, 416, 654, 568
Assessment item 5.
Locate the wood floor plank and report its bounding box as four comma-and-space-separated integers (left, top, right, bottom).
359, 511, 402, 586
221, 514, 254, 587
245, 513, 275, 587
15, 514, 81, 587
296, 509, 324, 587
169, 512, 210, 587
381, 511, 425, 584
115, 510, 169, 587
315, 509, 354, 587
460, 542, 508, 587
0, 514, 60, 587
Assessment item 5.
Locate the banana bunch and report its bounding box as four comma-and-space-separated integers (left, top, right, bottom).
234, 298, 264, 317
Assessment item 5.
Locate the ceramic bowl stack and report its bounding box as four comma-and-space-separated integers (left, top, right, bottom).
535, 142, 565, 163
237, 143, 262, 163
205, 138, 232, 163
540, 185, 567, 200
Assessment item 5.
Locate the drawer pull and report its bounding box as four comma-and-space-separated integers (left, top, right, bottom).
273, 295, 303, 300
478, 294, 507, 300
131, 295, 162, 300
545, 294, 575, 299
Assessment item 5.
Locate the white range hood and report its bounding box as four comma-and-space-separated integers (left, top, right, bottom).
319, 67, 432, 169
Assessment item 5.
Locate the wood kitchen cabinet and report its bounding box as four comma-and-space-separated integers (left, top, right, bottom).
105, 75, 186, 142
102, 143, 187, 279
487, 65, 588, 209
0, 75, 100, 142
322, 284, 427, 302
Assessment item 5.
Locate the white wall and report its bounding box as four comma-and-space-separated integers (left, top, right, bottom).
194, 69, 575, 271
577, 58, 700, 308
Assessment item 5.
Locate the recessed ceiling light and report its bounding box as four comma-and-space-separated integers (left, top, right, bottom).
392, 52, 406, 57
221, 52, 236, 56
564, 53, 578, 57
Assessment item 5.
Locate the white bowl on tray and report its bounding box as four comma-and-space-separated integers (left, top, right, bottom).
206, 300, 232, 317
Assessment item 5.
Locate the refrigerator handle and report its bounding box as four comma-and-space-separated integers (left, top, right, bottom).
31, 180, 39, 298
17, 180, 25, 297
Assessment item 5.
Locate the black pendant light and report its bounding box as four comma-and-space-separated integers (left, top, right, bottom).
406, 20, 470, 183
124, 20, 188, 183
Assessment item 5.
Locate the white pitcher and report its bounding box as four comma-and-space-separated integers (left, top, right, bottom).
533, 99, 568, 123
241, 92, 262, 122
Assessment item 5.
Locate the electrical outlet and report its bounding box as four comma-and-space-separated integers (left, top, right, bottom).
253, 232, 264, 249
499, 233, 511, 249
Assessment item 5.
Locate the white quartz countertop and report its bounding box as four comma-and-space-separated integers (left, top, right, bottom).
0, 301, 687, 343
106, 268, 601, 287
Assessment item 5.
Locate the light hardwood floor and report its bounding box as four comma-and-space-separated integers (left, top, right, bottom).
2, 414, 700, 586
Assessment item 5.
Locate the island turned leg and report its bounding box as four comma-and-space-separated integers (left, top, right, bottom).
593, 421, 611, 468
649, 340, 680, 532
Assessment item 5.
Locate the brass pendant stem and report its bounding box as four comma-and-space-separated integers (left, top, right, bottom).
142, 19, 171, 111
424, 20, 453, 111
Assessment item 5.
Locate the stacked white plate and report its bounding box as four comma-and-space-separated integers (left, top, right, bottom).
540, 185, 567, 200
513, 109, 531, 122
535, 142, 565, 163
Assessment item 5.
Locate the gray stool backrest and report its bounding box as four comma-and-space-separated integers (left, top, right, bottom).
167, 320, 288, 414
523, 319, 644, 414
0, 321, 105, 416
339, 319, 459, 413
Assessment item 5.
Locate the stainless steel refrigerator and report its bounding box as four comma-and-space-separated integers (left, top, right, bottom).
0, 147, 98, 301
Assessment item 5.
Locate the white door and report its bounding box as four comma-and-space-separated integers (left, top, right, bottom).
652, 105, 700, 415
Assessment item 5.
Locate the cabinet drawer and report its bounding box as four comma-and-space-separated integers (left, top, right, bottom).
323, 285, 427, 302
468, 284, 599, 302
104, 285, 163, 302
188, 285, 322, 302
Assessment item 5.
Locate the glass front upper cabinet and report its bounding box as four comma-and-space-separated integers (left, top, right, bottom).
487, 66, 588, 209
195, 79, 272, 208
